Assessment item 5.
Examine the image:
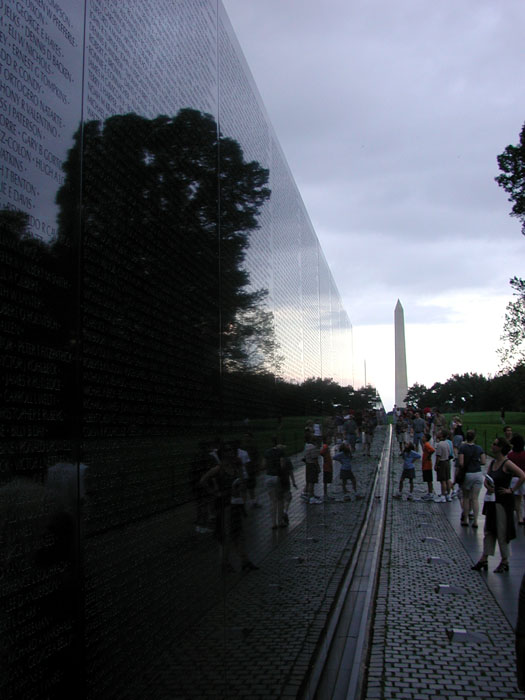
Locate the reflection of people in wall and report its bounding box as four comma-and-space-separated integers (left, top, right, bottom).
303, 436, 322, 504
242, 432, 261, 508
1, 463, 87, 696
192, 441, 220, 533
199, 444, 258, 572
280, 453, 297, 526
264, 439, 286, 528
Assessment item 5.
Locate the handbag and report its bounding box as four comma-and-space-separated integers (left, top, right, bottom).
455, 461, 466, 485
455, 448, 473, 485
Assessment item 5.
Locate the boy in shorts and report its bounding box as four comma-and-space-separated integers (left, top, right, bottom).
421, 433, 435, 501
394, 442, 421, 500
320, 438, 335, 501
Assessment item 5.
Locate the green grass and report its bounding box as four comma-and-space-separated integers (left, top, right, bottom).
444, 412, 525, 453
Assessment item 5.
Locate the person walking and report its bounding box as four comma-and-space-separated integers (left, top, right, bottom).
457, 430, 485, 528
471, 437, 525, 573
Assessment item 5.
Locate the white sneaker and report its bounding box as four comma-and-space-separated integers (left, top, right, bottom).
421, 493, 432, 501
434, 495, 446, 503
446, 494, 452, 502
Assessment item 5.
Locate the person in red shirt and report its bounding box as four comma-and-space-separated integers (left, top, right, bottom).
421, 433, 435, 501
320, 438, 334, 501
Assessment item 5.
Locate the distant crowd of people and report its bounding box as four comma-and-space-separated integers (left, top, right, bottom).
392, 406, 525, 575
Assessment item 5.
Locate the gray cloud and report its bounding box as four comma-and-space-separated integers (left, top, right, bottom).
223, 0, 525, 403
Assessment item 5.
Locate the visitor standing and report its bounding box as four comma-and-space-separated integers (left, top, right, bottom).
320, 438, 335, 501
421, 433, 435, 501
394, 442, 421, 501
434, 431, 452, 502
395, 414, 407, 455
264, 439, 286, 528
471, 437, 525, 573
280, 454, 297, 526
333, 444, 360, 501
200, 444, 257, 572
433, 410, 446, 440
412, 412, 426, 451
303, 437, 322, 504
457, 430, 485, 528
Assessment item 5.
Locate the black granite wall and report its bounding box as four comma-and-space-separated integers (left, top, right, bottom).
0, 1, 354, 697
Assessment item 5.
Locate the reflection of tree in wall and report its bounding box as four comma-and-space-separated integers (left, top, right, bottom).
54, 108, 273, 431
1, 109, 274, 440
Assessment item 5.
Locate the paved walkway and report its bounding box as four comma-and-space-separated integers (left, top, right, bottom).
364, 446, 525, 700
91, 429, 525, 699
120, 430, 387, 700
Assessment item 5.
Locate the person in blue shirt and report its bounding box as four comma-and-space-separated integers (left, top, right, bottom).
333, 443, 361, 501
394, 442, 421, 501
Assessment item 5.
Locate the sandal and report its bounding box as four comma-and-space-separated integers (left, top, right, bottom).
494, 561, 509, 573
471, 559, 488, 571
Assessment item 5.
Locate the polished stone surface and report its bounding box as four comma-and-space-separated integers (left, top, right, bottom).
0, 2, 355, 697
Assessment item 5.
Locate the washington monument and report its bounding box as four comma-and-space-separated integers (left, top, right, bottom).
394, 300, 408, 407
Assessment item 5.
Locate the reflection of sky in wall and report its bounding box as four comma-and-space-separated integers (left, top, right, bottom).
0, 2, 84, 241
84, 1, 218, 122
0, 0, 355, 387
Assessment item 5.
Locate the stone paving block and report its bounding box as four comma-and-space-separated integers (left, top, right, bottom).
363, 446, 521, 700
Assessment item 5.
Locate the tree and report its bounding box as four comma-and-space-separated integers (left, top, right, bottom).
346, 385, 381, 411
495, 122, 525, 236
495, 125, 525, 370
404, 382, 429, 408
498, 276, 525, 370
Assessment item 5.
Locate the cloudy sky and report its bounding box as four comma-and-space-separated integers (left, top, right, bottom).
222, 0, 525, 410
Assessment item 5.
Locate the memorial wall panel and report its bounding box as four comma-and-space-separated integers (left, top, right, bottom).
1, 1, 355, 697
